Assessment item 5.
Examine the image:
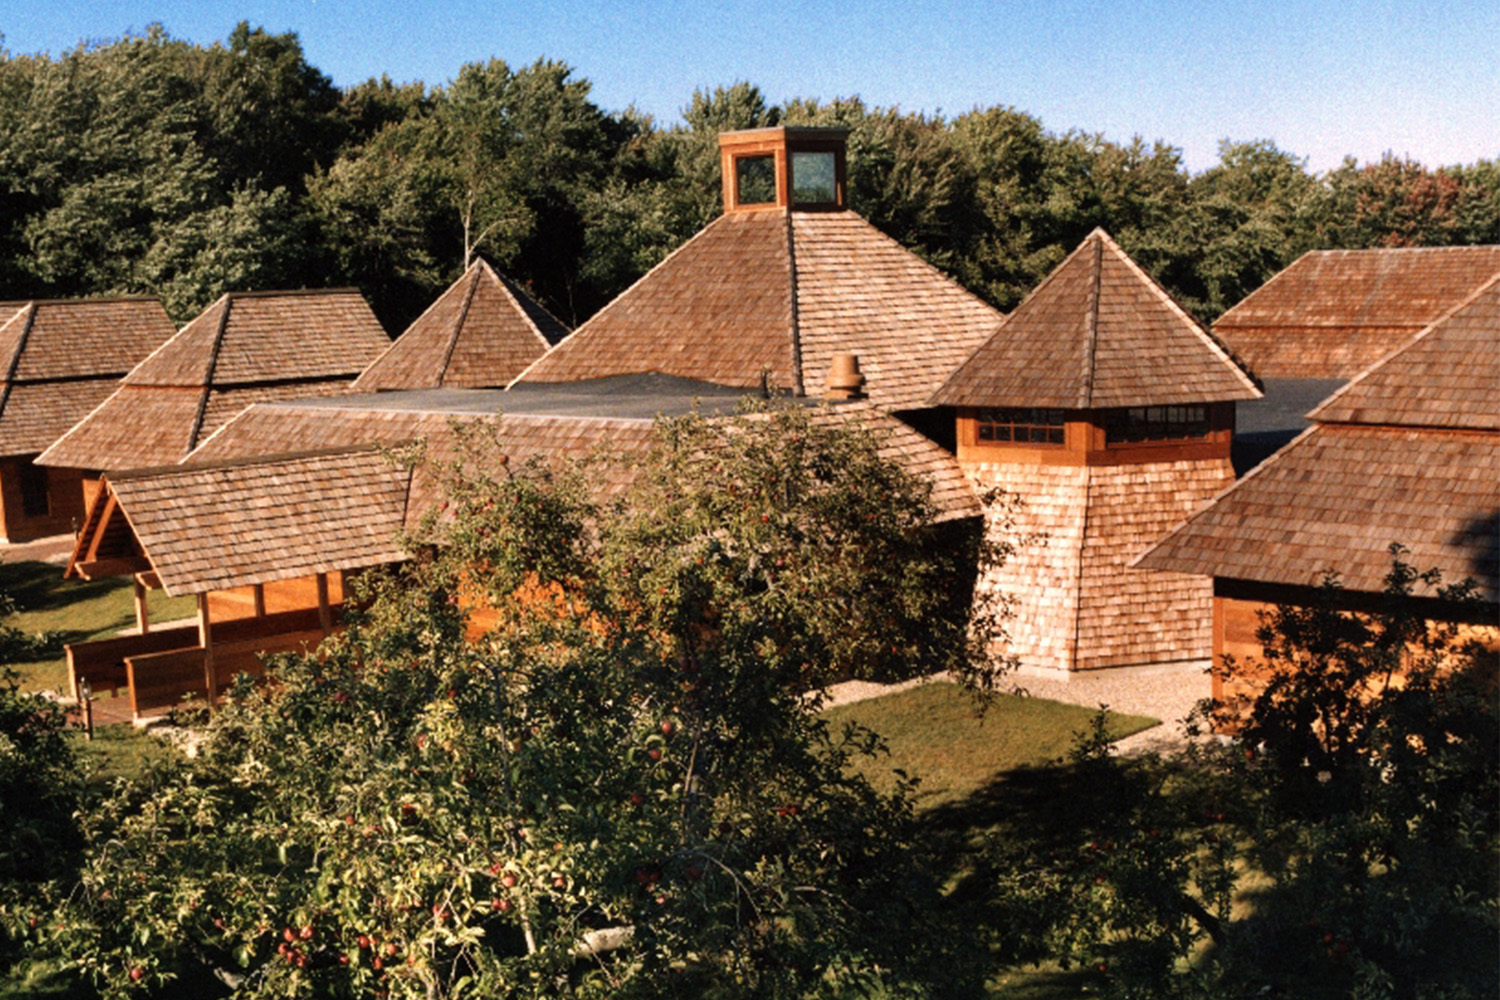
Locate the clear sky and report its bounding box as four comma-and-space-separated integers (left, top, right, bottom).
3, 0, 1496, 174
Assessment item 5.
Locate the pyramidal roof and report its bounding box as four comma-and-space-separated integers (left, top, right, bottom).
0, 297, 176, 456
513, 209, 1002, 412
1310, 274, 1500, 432
354, 259, 568, 391
38, 289, 390, 471
932, 229, 1260, 410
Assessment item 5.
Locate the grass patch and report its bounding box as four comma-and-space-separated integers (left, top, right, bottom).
71, 723, 180, 788
824, 681, 1158, 811
0, 559, 197, 692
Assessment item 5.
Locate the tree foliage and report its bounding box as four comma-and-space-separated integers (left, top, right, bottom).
35, 404, 1008, 998
982, 552, 1499, 999
1, 25, 1495, 330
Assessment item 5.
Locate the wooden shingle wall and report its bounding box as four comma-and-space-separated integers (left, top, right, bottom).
1073, 459, 1231, 669
967, 455, 1229, 674
966, 461, 1089, 674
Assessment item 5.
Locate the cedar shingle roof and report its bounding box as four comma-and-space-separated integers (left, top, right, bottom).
515, 210, 1001, 412
104, 447, 413, 596
1133, 426, 1498, 599
37, 289, 389, 471
191, 396, 981, 525
1213, 245, 1500, 378
354, 260, 568, 391
932, 229, 1260, 409
0, 298, 176, 456
1309, 276, 1500, 432
1136, 282, 1500, 600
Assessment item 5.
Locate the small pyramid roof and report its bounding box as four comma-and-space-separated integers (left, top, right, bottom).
1310, 275, 1500, 432
514, 210, 1002, 412
0, 297, 176, 456
932, 230, 1260, 409
354, 260, 567, 391
38, 289, 390, 471
127, 289, 389, 387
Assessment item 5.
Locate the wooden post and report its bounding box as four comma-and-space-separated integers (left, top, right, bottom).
133, 576, 150, 635
252, 582, 266, 618
198, 593, 217, 707
316, 573, 332, 636
78, 677, 94, 742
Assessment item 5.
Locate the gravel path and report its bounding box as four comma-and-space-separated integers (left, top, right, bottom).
825, 662, 1213, 756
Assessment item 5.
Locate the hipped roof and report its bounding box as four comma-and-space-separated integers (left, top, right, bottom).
38, 289, 389, 471
0, 298, 176, 456
932, 229, 1260, 409
354, 259, 568, 391
1213, 245, 1500, 378
1135, 278, 1500, 600
1309, 276, 1500, 432
514, 210, 1002, 412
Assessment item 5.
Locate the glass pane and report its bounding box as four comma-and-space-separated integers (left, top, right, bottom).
791, 151, 836, 204
736, 155, 776, 204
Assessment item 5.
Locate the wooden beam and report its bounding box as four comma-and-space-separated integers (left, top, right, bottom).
252, 583, 266, 618
198, 593, 217, 707
135, 570, 163, 591
316, 573, 332, 635
74, 556, 152, 580
82, 493, 118, 564
134, 577, 149, 635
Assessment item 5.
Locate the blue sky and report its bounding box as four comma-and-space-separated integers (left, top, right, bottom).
4, 0, 1496, 174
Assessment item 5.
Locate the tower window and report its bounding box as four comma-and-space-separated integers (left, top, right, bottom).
976, 408, 1066, 445
1105, 405, 1210, 443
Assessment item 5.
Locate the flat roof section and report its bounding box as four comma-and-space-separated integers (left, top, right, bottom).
271, 372, 838, 422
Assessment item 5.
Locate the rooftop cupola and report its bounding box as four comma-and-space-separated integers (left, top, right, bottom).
718, 127, 849, 214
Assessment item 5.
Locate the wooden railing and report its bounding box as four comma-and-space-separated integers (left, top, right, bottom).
67, 605, 344, 722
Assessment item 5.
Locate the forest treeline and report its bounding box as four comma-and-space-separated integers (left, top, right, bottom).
0, 23, 1496, 334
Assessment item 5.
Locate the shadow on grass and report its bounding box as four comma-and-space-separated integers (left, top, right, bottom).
0, 561, 121, 616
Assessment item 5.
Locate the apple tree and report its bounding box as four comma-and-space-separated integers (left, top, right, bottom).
42, 401, 1010, 998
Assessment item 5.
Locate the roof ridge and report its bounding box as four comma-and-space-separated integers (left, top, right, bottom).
216, 287, 366, 300
438, 263, 483, 385
0, 304, 36, 427
784, 211, 805, 396
1079, 234, 1103, 407
9, 295, 164, 307
185, 295, 234, 450
1308, 271, 1500, 426
115, 440, 411, 480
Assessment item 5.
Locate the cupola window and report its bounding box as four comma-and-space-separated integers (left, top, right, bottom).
791, 151, 837, 205
735, 155, 777, 205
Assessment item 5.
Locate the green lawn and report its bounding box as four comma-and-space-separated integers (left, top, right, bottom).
823, 680, 1158, 811
0, 559, 198, 692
